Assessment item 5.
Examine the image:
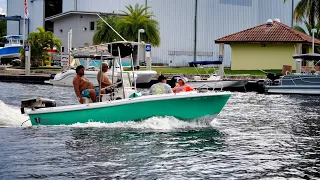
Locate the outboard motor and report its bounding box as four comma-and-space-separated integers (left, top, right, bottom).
265, 72, 282, 85
21, 97, 56, 114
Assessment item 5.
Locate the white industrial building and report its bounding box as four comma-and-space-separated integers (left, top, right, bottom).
6, 0, 299, 67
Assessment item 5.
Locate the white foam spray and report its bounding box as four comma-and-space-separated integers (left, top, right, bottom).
67, 116, 212, 130
0, 101, 31, 127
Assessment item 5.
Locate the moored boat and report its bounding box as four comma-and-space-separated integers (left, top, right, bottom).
264, 53, 320, 95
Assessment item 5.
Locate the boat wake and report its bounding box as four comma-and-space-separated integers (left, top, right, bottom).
67, 116, 215, 130
0, 100, 31, 127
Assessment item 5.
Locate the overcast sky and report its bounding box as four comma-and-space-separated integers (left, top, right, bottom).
0, 0, 6, 15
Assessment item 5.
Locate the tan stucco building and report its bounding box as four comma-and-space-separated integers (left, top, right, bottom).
215, 20, 320, 70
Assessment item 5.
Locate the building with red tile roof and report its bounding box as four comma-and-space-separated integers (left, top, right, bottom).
215, 19, 320, 70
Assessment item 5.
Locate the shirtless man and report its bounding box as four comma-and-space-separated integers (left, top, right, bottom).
73, 65, 99, 104
97, 63, 113, 93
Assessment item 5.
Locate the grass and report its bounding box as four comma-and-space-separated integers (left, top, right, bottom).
126, 67, 289, 76
14, 66, 290, 76
31, 68, 62, 71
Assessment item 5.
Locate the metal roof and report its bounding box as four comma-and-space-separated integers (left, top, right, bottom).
45, 11, 124, 22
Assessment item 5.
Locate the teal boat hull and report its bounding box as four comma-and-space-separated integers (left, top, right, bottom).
28, 92, 231, 126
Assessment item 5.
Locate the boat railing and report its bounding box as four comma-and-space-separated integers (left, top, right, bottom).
224, 74, 251, 80
188, 60, 223, 79
287, 77, 296, 86
264, 79, 273, 86
2, 35, 23, 47
281, 75, 320, 86
195, 82, 223, 92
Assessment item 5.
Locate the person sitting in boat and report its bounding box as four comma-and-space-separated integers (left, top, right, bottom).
97, 62, 113, 93
150, 74, 173, 95
73, 65, 104, 104
173, 77, 194, 93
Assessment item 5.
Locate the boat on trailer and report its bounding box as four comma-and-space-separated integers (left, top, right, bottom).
21, 41, 232, 126
0, 35, 23, 64
264, 53, 320, 95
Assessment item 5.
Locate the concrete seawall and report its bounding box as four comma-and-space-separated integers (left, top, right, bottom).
0, 74, 53, 84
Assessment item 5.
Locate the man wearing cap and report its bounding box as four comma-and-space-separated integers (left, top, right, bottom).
73, 65, 102, 104
150, 74, 173, 95
97, 63, 113, 93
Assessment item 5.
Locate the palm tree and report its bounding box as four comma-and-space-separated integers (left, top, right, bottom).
93, 3, 160, 67
117, 4, 160, 47
0, 20, 6, 37
293, 20, 320, 39
118, 3, 160, 67
284, 0, 320, 27
20, 26, 62, 67
293, 20, 320, 53
93, 15, 121, 45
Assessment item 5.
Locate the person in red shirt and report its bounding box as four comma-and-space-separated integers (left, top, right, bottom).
173, 77, 194, 93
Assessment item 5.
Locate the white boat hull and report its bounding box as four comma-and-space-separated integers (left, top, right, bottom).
265, 85, 320, 95
187, 80, 248, 89
45, 69, 157, 87
26, 91, 232, 126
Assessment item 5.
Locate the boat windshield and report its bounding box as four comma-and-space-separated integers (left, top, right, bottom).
0, 37, 7, 47
93, 55, 113, 60
3, 35, 23, 45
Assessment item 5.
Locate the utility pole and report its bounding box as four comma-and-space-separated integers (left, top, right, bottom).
145, 0, 148, 13
291, 0, 294, 27
24, 43, 31, 75
194, 0, 198, 62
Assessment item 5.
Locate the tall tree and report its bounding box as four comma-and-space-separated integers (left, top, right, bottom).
294, 20, 320, 39
284, 0, 320, 27
92, 3, 160, 67
117, 4, 160, 46
117, 4, 160, 66
0, 20, 6, 47
293, 20, 320, 53
0, 20, 6, 37
20, 26, 62, 67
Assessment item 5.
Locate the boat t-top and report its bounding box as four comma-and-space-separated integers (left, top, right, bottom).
0, 35, 23, 64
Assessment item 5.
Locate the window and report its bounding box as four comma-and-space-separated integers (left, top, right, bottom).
219, 0, 252, 7
45, 0, 62, 32
61, 47, 64, 52
90, 22, 95, 31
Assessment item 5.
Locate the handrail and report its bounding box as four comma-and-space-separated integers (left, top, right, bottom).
282, 75, 320, 85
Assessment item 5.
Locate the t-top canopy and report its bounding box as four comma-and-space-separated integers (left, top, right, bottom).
293, 53, 320, 60
189, 60, 222, 66
71, 41, 143, 58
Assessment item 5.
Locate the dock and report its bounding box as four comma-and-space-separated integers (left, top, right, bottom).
0, 66, 54, 84
0, 74, 53, 84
